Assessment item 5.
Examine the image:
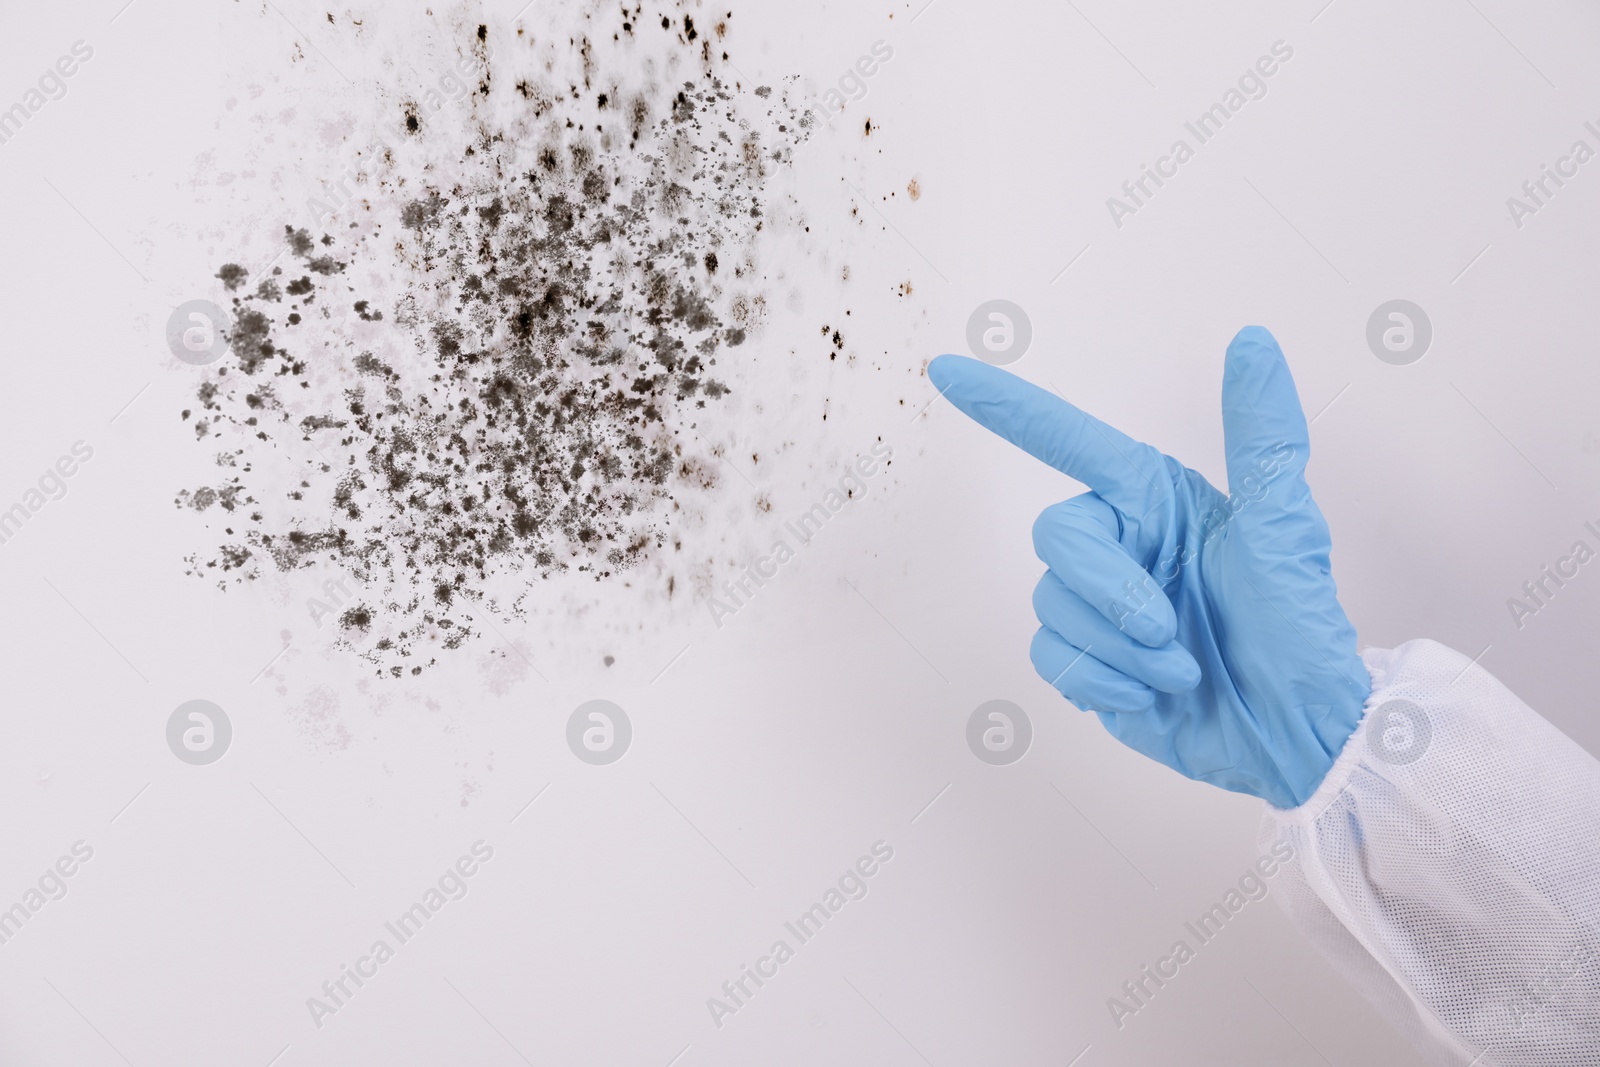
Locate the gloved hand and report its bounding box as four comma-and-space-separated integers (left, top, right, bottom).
929, 326, 1371, 809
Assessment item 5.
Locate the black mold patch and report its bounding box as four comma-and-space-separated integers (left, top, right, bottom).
181, 8, 815, 677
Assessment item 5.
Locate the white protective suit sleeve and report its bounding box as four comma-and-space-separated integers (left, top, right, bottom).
1259, 639, 1600, 1066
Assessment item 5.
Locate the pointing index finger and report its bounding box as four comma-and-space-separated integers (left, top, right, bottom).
928, 354, 1167, 513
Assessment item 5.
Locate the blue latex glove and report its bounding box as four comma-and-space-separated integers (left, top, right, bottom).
929, 326, 1371, 809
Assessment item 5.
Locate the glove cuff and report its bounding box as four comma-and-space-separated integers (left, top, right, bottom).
1267, 645, 1393, 816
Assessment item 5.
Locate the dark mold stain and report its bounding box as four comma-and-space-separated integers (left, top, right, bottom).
181, 9, 815, 677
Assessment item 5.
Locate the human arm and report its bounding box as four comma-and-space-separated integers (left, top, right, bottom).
929, 327, 1600, 1064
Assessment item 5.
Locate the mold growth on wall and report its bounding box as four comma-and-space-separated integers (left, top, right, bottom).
177, 3, 816, 676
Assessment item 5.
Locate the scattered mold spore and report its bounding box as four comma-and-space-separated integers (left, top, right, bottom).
180, 10, 815, 676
